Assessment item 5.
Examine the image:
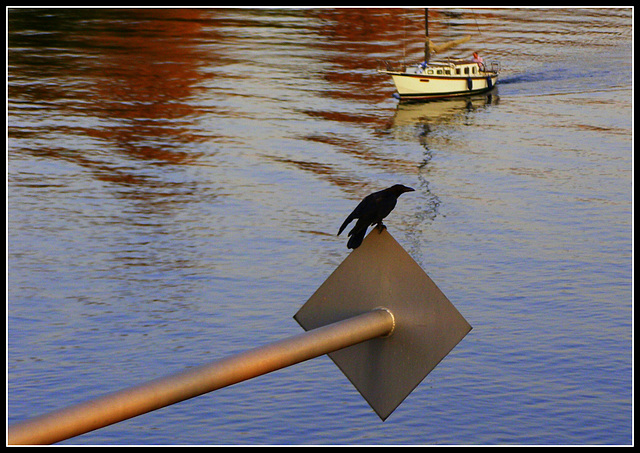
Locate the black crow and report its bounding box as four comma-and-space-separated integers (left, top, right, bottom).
337, 184, 414, 249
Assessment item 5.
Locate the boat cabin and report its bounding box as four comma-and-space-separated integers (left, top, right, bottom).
407, 60, 487, 78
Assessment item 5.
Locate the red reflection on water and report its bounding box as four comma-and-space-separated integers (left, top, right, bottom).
9, 8, 216, 170
310, 8, 423, 103
80, 9, 214, 165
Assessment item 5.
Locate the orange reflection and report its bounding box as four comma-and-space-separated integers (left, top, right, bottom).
311, 8, 423, 104
84, 9, 213, 165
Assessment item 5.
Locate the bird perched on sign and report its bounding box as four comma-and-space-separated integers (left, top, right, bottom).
337, 184, 415, 249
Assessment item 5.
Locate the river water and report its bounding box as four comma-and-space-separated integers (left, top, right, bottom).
7, 8, 632, 445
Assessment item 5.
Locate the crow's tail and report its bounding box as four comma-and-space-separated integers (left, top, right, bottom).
347, 227, 367, 249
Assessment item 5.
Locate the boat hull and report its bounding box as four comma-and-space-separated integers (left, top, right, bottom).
382, 70, 498, 101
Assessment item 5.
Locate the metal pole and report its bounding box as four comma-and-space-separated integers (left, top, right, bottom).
8, 308, 395, 445
424, 8, 430, 64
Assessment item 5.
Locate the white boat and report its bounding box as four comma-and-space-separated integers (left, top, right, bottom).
378, 9, 500, 101
378, 58, 499, 101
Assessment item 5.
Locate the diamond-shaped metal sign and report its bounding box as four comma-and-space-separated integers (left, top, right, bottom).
294, 228, 471, 420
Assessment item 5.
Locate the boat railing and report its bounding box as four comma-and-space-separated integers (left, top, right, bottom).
378, 60, 405, 73
378, 58, 500, 76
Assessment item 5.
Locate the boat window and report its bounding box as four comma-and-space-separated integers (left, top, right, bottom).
437, 69, 442, 75
427, 69, 433, 75
445, 69, 451, 75
464, 67, 470, 75
456, 68, 461, 75
472, 66, 477, 74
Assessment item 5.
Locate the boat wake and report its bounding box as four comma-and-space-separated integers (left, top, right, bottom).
499, 64, 625, 97
499, 67, 574, 85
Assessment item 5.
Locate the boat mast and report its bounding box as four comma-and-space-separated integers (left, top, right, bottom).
424, 8, 430, 64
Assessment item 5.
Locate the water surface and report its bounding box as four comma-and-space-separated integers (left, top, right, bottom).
8, 8, 632, 445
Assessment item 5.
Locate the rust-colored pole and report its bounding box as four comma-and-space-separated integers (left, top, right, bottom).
425, 8, 430, 64
8, 308, 395, 445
